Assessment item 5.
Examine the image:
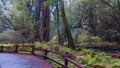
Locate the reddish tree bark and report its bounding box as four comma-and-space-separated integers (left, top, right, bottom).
45, 6, 50, 41
39, 0, 50, 42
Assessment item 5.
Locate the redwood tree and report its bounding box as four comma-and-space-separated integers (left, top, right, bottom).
39, 0, 50, 42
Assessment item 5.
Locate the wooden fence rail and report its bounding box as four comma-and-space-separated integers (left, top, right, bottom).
0, 45, 84, 68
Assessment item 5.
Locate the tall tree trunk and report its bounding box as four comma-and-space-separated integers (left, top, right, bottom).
45, 6, 50, 41
39, 0, 50, 42
39, 0, 44, 41
88, 1, 96, 36
56, 0, 63, 44
88, 10, 96, 36
33, 0, 42, 43
60, 0, 75, 49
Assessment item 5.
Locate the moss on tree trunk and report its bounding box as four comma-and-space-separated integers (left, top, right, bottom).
60, 0, 75, 49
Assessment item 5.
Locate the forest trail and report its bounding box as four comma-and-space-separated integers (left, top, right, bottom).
0, 53, 53, 68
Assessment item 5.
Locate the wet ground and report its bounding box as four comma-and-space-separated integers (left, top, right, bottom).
0, 53, 53, 68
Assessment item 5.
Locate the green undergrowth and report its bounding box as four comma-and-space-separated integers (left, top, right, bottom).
78, 35, 116, 46
34, 42, 120, 68
76, 49, 120, 68
0, 43, 14, 46
34, 42, 78, 68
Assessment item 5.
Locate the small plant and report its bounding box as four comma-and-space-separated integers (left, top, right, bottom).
91, 36, 101, 43
81, 48, 93, 55
110, 59, 120, 68
51, 36, 58, 43
59, 47, 73, 53
80, 43, 89, 46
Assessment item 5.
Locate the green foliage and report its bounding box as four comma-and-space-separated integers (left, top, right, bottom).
78, 34, 103, 46
111, 59, 120, 68
80, 43, 89, 46
51, 36, 58, 42
0, 32, 22, 43
77, 48, 120, 68
91, 36, 101, 43
35, 42, 50, 49
45, 0, 56, 6
59, 46, 73, 53
81, 48, 93, 55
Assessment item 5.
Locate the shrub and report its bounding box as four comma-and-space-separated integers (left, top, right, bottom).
91, 36, 101, 43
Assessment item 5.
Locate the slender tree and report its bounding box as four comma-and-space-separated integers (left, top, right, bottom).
60, 0, 75, 49
56, 0, 63, 44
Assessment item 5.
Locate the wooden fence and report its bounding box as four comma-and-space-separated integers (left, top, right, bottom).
0, 45, 84, 68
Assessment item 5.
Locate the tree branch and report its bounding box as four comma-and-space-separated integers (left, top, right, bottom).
0, 25, 14, 30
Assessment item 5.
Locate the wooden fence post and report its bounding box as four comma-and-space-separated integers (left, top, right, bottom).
31, 45, 35, 55
0, 46, 3, 52
62, 65, 68, 68
44, 50, 48, 59
64, 52, 68, 67
15, 45, 18, 53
